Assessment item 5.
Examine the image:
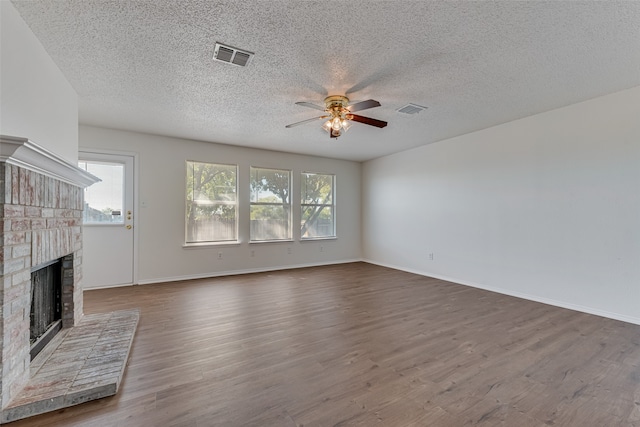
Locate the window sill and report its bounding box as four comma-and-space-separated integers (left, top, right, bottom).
249, 239, 294, 245
183, 241, 241, 249
301, 236, 337, 242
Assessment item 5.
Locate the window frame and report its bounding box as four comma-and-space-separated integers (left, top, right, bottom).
249, 166, 293, 242
300, 172, 336, 240
185, 160, 238, 246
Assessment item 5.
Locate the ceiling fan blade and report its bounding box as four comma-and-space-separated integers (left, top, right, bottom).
285, 116, 328, 128
295, 101, 325, 111
349, 114, 388, 128
347, 99, 381, 112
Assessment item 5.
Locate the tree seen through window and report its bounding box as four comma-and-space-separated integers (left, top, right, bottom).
186, 161, 237, 243
250, 167, 292, 241
301, 173, 335, 238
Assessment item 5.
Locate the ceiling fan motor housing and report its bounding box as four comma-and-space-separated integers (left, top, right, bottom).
324, 95, 350, 114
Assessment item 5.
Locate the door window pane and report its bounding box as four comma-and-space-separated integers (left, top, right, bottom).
78, 161, 124, 224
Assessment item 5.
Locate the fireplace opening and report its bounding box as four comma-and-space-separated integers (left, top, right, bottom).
30, 259, 63, 361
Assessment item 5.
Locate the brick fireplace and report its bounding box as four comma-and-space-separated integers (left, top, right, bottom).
0, 136, 98, 411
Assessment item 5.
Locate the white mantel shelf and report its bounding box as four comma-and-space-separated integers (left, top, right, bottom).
0, 135, 99, 188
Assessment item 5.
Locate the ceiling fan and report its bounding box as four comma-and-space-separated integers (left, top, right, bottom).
285, 95, 387, 138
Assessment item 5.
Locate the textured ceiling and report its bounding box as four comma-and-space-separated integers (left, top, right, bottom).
10, 1, 640, 162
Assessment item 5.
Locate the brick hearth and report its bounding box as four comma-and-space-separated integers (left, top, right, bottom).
1, 309, 139, 423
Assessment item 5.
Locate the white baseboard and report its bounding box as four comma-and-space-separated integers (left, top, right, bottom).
134, 258, 363, 286
83, 282, 135, 291
86, 258, 639, 326
361, 259, 640, 326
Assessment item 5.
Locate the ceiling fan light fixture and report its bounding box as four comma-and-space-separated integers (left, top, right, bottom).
286, 95, 388, 138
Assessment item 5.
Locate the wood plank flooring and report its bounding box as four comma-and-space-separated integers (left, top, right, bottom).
8, 262, 640, 426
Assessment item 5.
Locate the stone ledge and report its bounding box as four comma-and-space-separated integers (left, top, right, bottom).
1, 309, 139, 424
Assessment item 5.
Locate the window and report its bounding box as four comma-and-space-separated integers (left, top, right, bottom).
301, 173, 335, 239
186, 161, 237, 243
78, 160, 124, 224
250, 167, 292, 241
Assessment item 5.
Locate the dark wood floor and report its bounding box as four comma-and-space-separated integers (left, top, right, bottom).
9, 262, 640, 426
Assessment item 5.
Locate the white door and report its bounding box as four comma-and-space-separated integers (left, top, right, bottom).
79, 152, 135, 288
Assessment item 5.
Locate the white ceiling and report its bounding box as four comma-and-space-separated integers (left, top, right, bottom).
10, 1, 640, 162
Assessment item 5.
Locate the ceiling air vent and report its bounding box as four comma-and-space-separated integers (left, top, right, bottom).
397, 103, 428, 115
213, 42, 254, 67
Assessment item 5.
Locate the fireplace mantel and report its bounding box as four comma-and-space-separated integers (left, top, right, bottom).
0, 135, 99, 188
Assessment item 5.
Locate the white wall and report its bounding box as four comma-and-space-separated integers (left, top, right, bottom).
79, 125, 362, 284
0, 2, 78, 163
363, 86, 640, 324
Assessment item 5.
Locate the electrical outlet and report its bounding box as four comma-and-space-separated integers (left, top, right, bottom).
218, 252, 223, 260
320, 245, 324, 252
429, 253, 434, 261
287, 247, 292, 255
250, 250, 255, 257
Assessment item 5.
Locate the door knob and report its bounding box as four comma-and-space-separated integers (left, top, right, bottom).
126, 225, 132, 230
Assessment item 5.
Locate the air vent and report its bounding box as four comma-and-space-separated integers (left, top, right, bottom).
397, 103, 428, 115
213, 42, 254, 67
232, 51, 251, 67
